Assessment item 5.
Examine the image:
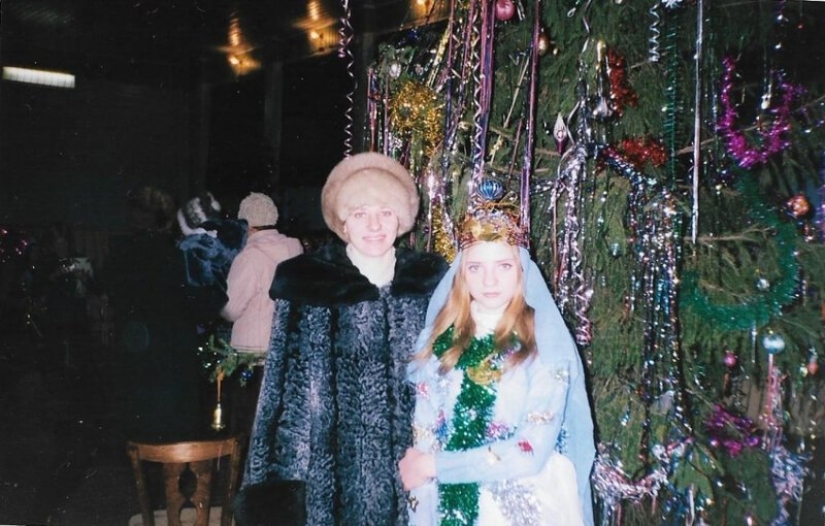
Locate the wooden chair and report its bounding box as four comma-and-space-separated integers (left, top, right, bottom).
127, 436, 242, 526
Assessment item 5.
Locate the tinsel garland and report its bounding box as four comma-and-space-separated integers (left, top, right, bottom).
338, 0, 355, 156
680, 175, 799, 332
390, 80, 445, 157
615, 136, 667, 169
717, 56, 803, 169
770, 444, 809, 526
704, 404, 760, 456
606, 48, 638, 117
661, 9, 682, 185
433, 326, 514, 526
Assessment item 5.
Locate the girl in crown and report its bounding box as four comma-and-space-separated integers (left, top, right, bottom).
399, 203, 595, 525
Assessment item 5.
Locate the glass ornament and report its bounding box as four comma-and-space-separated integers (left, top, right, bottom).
762, 332, 786, 354
477, 179, 505, 201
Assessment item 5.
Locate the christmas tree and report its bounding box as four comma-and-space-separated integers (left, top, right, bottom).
355, 0, 825, 523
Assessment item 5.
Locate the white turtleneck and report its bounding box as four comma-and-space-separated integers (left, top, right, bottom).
346, 244, 397, 288
471, 301, 506, 337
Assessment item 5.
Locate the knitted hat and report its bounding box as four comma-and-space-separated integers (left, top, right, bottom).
177, 192, 222, 235
321, 152, 419, 241
238, 192, 279, 228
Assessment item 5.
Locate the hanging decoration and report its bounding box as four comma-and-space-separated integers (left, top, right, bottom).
552, 114, 569, 154
770, 445, 809, 526
704, 405, 761, 456
690, 0, 704, 245
552, 141, 594, 346
615, 136, 667, 169
388, 80, 445, 157
536, 28, 556, 57
469, 0, 497, 198
606, 48, 638, 117
593, 446, 669, 512
648, 2, 661, 63
211, 370, 225, 431
495, 0, 516, 21
681, 175, 799, 333
198, 335, 258, 385
786, 193, 811, 219
339, 0, 355, 157
815, 150, 825, 240
717, 57, 803, 169
519, 0, 542, 243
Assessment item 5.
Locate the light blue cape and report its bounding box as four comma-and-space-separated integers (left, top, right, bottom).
411, 246, 596, 525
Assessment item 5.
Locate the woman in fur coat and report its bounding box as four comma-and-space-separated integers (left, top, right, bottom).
241, 152, 448, 526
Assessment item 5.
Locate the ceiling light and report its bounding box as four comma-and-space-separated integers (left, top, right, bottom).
2, 67, 75, 88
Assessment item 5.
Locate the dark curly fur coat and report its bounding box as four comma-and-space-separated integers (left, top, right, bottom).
242, 243, 447, 526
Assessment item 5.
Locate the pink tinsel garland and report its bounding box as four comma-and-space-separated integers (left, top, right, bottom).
717, 57, 803, 169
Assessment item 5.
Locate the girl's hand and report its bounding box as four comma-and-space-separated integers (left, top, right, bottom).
399, 447, 436, 491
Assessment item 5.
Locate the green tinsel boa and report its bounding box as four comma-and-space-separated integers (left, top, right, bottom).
433, 326, 509, 526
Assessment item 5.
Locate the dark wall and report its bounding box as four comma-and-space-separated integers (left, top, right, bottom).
277, 54, 350, 233
280, 54, 349, 189
205, 71, 269, 205
0, 52, 352, 234
0, 79, 194, 229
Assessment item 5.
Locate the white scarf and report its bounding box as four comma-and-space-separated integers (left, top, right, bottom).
471, 301, 506, 337
346, 244, 396, 288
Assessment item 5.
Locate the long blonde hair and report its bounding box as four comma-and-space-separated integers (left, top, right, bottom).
417, 247, 537, 373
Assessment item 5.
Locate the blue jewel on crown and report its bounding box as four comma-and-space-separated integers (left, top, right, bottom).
477, 179, 505, 201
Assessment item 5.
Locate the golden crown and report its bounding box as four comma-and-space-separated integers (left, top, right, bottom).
458, 200, 527, 249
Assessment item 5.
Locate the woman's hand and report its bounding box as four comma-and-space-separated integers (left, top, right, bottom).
399, 447, 436, 491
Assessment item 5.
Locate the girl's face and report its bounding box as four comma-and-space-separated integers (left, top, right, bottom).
344, 204, 399, 257
462, 241, 521, 313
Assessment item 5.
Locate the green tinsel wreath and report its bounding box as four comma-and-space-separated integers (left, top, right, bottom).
680, 176, 799, 332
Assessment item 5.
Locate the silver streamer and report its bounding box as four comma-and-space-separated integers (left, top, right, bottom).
553, 142, 594, 345
691, 0, 704, 244
488, 480, 542, 525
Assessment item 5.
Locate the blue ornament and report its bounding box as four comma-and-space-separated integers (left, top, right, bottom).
477, 179, 505, 201
762, 332, 786, 354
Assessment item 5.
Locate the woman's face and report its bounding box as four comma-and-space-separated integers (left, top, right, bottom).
344, 204, 399, 257
462, 241, 521, 313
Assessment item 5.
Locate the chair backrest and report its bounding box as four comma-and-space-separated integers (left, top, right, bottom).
127, 436, 242, 526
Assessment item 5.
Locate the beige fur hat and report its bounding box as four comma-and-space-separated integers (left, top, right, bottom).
321, 152, 419, 240
238, 192, 279, 227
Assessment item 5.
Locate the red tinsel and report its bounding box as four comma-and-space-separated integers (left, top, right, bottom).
616, 136, 668, 169
607, 49, 638, 116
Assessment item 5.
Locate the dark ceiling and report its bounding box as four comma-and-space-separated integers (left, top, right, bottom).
1, 0, 434, 88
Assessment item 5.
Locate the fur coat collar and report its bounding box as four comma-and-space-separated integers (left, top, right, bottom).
270, 242, 447, 306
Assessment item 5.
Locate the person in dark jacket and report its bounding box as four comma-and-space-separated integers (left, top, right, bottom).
240, 153, 448, 525
106, 187, 223, 442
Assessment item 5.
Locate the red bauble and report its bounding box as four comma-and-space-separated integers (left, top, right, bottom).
495, 0, 516, 21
